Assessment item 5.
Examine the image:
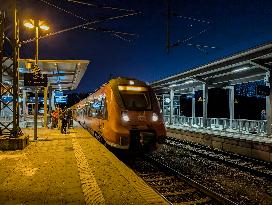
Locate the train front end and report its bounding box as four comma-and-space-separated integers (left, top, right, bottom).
110, 78, 166, 151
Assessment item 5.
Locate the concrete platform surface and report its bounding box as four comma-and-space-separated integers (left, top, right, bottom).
0, 126, 168, 205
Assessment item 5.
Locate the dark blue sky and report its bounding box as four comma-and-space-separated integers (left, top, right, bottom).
18, 0, 272, 92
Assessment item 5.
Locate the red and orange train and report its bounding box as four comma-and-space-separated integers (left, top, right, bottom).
73, 77, 166, 151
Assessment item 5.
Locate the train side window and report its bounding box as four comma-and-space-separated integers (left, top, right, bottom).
88, 103, 92, 117
92, 99, 101, 118
102, 97, 108, 120
97, 98, 104, 119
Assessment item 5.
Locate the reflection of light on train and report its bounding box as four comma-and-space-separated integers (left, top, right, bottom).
72, 77, 166, 151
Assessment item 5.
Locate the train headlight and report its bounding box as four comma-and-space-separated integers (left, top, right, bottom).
152, 113, 159, 122
121, 112, 130, 122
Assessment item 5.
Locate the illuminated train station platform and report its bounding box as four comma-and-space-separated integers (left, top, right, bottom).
150, 41, 272, 162
4, 59, 89, 128
0, 125, 168, 205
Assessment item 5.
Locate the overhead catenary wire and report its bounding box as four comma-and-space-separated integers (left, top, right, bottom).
83, 26, 138, 37
38, 0, 138, 40
173, 13, 211, 24
39, 0, 88, 21
171, 28, 208, 47
21, 12, 140, 45
67, 0, 137, 13
186, 43, 216, 49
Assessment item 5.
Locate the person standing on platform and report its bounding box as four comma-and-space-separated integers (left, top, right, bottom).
51, 109, 58, 128
67, 108, 73, 128
61, 108, 68, 134
58, 107, 62, 130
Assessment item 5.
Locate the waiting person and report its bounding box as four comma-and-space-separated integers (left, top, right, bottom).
58, 107, 62, 130
67, 108, 73, 128
51, 109, 58, 128
60, 109, 68, 134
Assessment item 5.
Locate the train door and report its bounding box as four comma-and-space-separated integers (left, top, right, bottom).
98, 96, 108, 137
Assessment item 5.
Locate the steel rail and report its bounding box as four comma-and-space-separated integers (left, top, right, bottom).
165, 136, 272, 180
145, 154, 238, 205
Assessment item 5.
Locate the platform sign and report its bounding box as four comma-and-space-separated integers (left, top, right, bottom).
55, 95, 67, 104
24, 73, 48, 87
54, 91, 63, 97
28, 97, 44, 103
1, 96, 13, 103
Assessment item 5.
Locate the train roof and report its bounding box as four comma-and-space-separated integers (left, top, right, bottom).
72, 77, 149, 108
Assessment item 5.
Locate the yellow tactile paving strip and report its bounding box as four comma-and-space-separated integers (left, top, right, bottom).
71, 138, 106, 205
0, 126, 169, 205
75, 127, 169, 205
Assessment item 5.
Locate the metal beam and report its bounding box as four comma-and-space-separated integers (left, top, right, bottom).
170, 89, 174, 124
151, 43, 272, 87
208, 68, 264, 84
265, 72, 272, 136
250, 59, 271, 71
203, 84, 208, 127
0, 2, 20, 137
51, 81, 73, 85
47, 72, 75, 77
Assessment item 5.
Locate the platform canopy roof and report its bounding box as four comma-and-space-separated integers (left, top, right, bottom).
3, 59, 90, 91
150, 41, 272, 94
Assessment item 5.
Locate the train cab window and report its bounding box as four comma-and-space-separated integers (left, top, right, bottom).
120, 91, 151, 111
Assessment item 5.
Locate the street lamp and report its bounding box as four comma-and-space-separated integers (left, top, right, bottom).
23, 19, 49, 140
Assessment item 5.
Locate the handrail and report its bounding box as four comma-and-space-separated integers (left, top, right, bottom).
164, 115, 267, 136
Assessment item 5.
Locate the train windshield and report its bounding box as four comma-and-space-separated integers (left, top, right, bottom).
120, 91, 151, 111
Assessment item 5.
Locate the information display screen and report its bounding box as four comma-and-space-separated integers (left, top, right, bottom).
55, 96, 67, 104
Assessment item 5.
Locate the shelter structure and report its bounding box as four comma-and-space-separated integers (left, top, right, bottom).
1, 58, 89, 128
150, 41, 272, 137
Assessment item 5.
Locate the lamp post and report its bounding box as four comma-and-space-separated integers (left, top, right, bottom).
24, 19, 49, 140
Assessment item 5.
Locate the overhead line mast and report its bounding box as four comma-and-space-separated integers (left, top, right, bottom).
166, 0, 171, 54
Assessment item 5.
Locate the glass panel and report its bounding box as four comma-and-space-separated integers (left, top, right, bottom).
120, 91, 151, 111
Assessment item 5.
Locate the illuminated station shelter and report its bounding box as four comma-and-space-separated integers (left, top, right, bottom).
2, 58, 89, 128
150, 41, 272, 137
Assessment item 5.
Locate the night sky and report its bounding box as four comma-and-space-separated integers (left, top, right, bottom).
11, 0, 272, 92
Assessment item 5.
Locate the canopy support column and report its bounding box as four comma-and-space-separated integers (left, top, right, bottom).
203, 84, 208, 127
43, 86, 48, 127
266, 72, 272, 136
51, 91, 55, 111
170, 89, 174, 125
192, 88, 196, 124
229, 86, 235, 130
22, 90, 27, 120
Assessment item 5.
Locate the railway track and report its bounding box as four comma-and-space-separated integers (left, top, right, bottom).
165, 136, 272, 180
126, 155, 237, 205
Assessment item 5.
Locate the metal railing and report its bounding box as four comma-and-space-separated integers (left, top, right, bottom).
164, 115, 267, 136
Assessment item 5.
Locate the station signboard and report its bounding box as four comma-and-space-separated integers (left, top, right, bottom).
1, 96, 13, 103
24, 73, 48, 87
28, 97, 46, 103
54, 91, 63, 97
55, 95, 67, 104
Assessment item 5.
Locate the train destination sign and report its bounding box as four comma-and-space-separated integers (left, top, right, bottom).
24, 73, 48, 87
